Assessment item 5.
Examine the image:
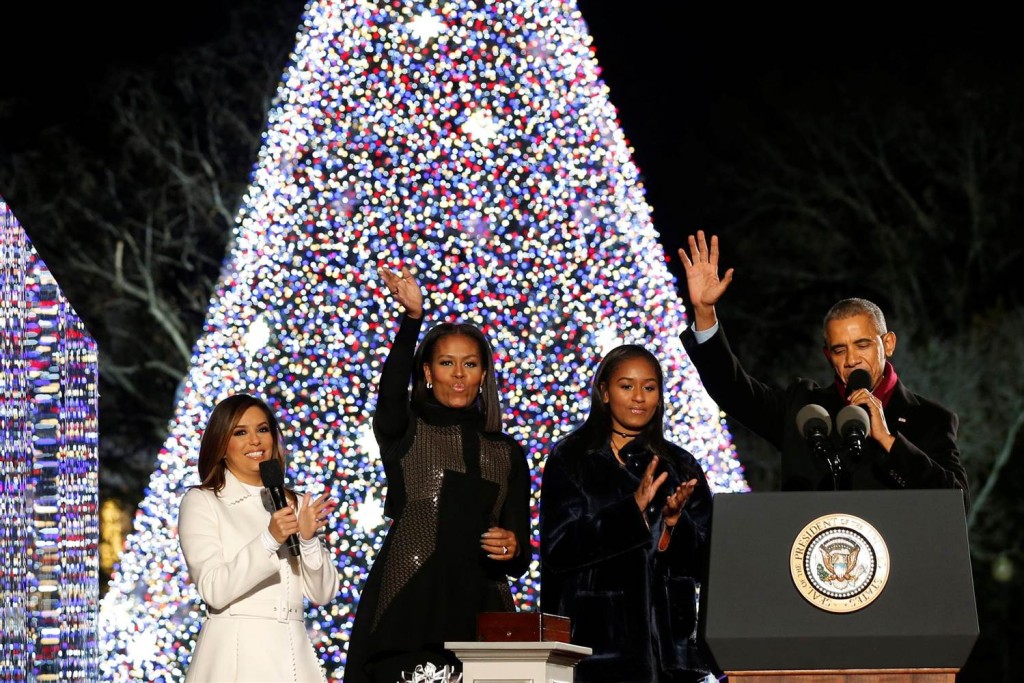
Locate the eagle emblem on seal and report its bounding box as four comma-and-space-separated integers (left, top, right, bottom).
791, 513, 890, 613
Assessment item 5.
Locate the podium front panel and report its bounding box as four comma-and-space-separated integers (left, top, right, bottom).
704, 490, 978, 671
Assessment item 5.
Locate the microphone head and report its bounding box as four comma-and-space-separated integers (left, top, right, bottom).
796, 404, 832, 437
845, 369, 873, 397
258, 458, 285, 488
837, 404, 870, 436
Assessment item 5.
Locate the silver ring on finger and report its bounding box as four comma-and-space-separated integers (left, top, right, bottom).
502, 545, 508, 555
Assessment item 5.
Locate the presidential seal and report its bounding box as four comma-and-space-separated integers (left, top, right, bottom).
790, 513, 890, 613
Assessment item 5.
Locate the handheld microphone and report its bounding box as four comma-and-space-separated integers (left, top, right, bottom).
845, 368, 872, 399
259, 459, 300, 557
837, 404, 870, 462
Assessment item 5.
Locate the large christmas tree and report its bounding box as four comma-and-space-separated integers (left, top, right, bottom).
99, 0, 747, 678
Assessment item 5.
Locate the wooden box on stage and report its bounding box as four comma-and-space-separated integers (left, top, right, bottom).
477, 612, 571, 643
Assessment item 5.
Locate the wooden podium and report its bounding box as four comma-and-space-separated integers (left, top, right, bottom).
445, 641, 592, 682
447, 612, 590, 682
703, 491, 978, 683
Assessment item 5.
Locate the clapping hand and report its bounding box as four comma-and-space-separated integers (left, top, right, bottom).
634, 455, 670, 512
298, 491, 337, 541
661, 478, 698, 528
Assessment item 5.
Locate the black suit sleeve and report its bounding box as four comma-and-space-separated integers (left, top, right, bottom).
883, 399, 969, 506
372, 314, 422, 450
680, 323, 790, 447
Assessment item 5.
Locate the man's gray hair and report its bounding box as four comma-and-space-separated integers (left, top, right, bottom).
823, 298, 887, 340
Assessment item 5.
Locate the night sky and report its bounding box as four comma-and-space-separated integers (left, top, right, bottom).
5, 2, 1018, 256
576, 3, 1024, 254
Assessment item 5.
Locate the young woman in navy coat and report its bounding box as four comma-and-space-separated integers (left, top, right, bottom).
541, 345, 718, 683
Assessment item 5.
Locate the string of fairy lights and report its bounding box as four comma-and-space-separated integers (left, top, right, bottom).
99, 1, 748, 678
1, 200, 100, 681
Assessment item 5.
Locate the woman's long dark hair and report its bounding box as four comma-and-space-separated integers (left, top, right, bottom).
410, 322, 503, 433
194, 393, 285, 493
563, 344, 669, 457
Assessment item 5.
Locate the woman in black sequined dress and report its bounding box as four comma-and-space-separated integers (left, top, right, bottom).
344, 265, 531, 683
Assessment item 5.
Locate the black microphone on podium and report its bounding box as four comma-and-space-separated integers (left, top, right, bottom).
837, 404, 870, 462
795, 404, 835, 465
797, 404, 844, 488
841, 368, 873, 462
259, 459, 301, 557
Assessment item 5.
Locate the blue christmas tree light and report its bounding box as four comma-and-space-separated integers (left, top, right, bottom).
99, 1, 748, 678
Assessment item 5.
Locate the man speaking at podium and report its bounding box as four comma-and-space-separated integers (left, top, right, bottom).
677, 231, 968, 505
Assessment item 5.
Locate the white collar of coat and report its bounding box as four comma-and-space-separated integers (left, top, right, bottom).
220, 468, 262, 506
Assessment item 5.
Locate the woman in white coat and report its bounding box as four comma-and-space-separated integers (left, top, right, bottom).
178, 393, 340, 682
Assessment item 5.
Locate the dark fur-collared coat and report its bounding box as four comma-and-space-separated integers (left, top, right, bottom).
540, 435, 717, 683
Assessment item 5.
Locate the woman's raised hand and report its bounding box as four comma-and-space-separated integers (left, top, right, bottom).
378, 264, 423, 319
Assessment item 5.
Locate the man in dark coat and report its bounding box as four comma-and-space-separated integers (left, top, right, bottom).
677, 231, 969, 504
